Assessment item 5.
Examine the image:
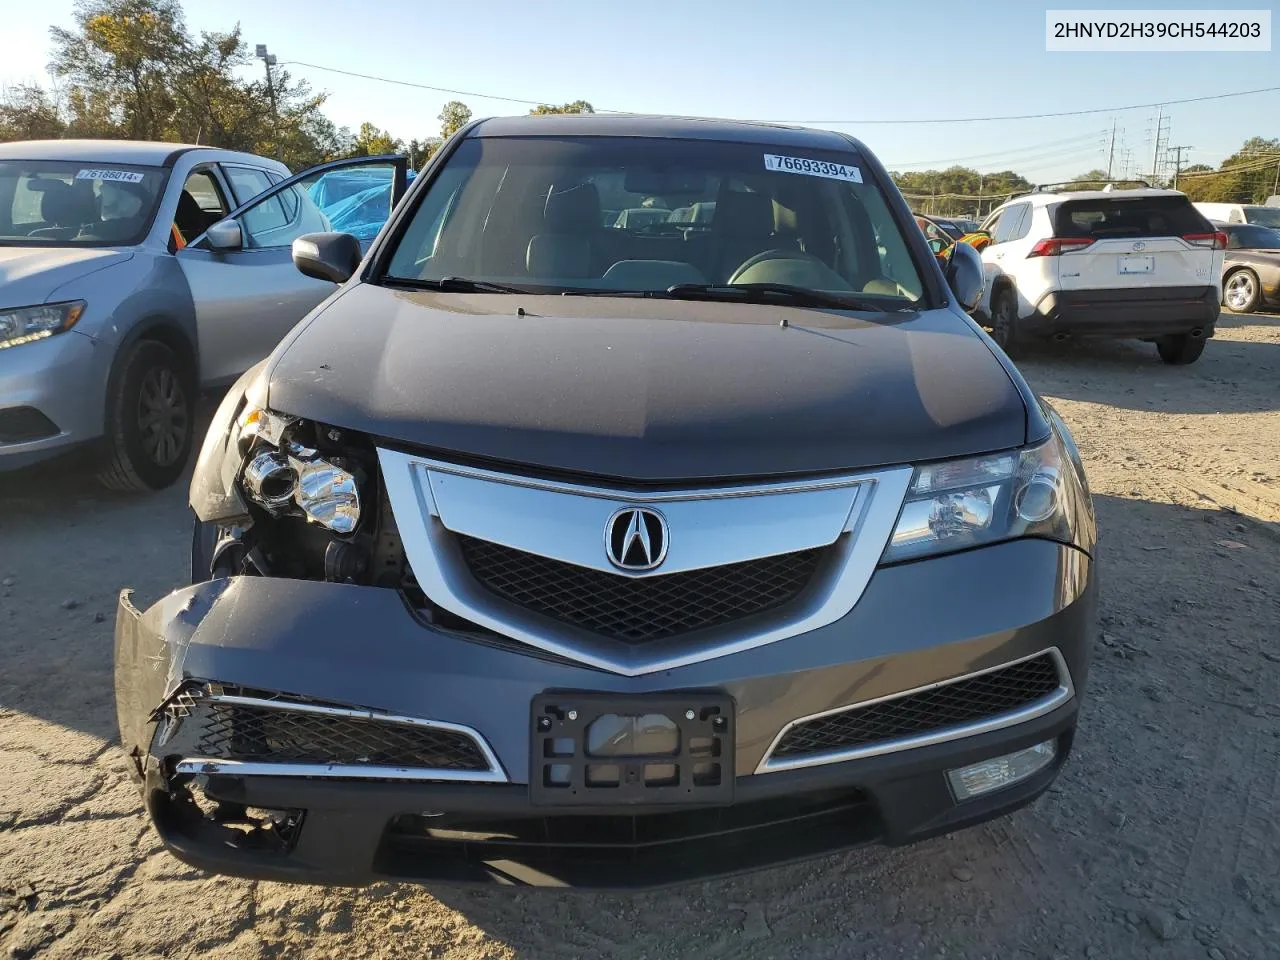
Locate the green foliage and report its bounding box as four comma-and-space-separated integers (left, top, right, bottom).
1179, 137, 1280, 203
892, 167, 1032, 217
438, 100, 472, 140
349, 121, 402, 157
0, 0, 359, 169
530, 100, 595, 115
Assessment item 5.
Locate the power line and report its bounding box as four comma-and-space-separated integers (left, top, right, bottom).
768, 86, 1280, 125
278, 59, 558, 107
276, 58, 1280, 127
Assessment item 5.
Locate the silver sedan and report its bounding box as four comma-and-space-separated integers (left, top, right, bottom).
0, 139, 406, 489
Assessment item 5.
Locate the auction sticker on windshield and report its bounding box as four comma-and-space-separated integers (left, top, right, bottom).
764, 154, 863, 183
76, 169, 146, 183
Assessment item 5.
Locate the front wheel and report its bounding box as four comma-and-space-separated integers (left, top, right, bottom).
1223, 269, 1260, 314
1156, 334, 1206, 365
96, 340, 196, 492
989, 289, 1021, 355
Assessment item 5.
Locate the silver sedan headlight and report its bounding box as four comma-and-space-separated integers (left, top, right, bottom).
882, 426, 1092, 563
0, 301, 85, 350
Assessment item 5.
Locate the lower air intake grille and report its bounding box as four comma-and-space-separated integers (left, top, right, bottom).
189, 700, 490, 771
456, 535, 825, 644
771, 654, 1063, 759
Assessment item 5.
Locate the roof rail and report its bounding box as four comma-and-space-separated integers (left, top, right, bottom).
1031, 178, 1153, 193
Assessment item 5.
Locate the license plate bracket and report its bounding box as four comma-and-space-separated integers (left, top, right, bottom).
1118, 254, 1155, 275
530, 691, 735, 807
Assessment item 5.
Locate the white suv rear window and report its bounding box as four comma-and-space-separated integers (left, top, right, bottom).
1052, 197, 1211, 240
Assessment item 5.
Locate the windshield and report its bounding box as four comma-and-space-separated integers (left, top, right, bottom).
1242, 206, 1280, 229
0, 160, 167, 246
384, 136, 924, 304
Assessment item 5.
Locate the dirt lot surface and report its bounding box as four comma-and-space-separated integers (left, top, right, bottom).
2, 313, 1278, 960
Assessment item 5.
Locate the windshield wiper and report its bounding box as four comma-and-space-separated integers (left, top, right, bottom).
664, 282, 899, 312
383, 276, 526, 294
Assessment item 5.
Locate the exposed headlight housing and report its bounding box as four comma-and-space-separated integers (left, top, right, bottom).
0, 300, 85, 350
882, 428, 1090, 563
235, 408, 363, 535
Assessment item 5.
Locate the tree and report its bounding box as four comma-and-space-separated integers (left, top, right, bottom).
530, 100, 594, 115
1180, 137, 1280, 203
50, 0, 186, 140
1070, 169, 1110, 183
438, 100, 472, 139
349, 121, 401, 156
0, 85, 65, 141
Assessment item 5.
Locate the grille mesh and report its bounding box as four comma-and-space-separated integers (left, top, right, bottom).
772, 655, 1062, 758
190, 700, 490, 771
456, 535, 824, 644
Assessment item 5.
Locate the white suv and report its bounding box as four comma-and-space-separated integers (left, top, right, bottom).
975, 184, 1225, 364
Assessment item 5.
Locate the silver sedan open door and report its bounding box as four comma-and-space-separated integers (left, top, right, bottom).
176, 154, 409, 386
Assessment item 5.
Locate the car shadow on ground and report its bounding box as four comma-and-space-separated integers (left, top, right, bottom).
1010, 323, 1280, 415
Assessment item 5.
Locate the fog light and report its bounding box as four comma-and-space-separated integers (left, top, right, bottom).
947, 739, 1057, 801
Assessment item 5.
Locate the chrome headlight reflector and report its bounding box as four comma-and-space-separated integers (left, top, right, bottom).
0, 300, 86, 350
235, 409, 362, 534
883, 432, 1082, 563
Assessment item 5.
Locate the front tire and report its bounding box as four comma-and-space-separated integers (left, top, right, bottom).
96, 340, 196, 492
1156, 334, 1206, 365
990, 288, 1020, 355
1223, 269, 1260, 314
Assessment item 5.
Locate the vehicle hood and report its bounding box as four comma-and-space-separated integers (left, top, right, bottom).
266, 283, 1028, 482
0, 246, 133, 307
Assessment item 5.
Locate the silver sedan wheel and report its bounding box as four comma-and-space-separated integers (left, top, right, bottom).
1224, 271, 1256, 311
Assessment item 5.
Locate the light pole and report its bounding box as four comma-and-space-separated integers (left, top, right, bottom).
256, 44, 282, 161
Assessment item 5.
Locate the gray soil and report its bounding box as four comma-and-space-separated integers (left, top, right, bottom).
1, 312, 1278, 959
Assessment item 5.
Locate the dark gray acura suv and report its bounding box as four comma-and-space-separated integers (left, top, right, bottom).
114, 115, 1097, 888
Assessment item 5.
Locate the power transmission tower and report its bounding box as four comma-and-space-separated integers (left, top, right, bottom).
1106, 118, 1117, 179
1149, 105, 1169, 183
1167, 145, 1193, 189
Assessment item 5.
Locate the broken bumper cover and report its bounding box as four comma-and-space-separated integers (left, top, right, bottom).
115, 537, 1095, 888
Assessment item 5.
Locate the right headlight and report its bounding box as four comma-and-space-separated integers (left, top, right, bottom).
882, 428, 1091, 564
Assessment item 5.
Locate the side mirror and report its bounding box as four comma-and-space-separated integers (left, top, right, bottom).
944, 240, 984, 313
292, 232, 362, 284
206, 219, 243, 251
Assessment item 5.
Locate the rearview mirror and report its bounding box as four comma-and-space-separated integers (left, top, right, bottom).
944, 240, 984, 313
292, 232, 362, 284
206, 219, 243, 251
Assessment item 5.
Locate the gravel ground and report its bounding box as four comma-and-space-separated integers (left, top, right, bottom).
1, 312, 1278, 960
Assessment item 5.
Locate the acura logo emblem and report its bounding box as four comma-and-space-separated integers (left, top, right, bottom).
605, 507, 668, 571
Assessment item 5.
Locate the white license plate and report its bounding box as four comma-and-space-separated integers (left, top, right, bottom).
1119, 255, 1155, 275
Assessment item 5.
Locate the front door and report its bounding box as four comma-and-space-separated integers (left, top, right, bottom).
175, 155, 409, 386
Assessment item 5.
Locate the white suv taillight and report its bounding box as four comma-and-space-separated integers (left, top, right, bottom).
1026, 237, 1094, 258
1182, 231, 1227, 250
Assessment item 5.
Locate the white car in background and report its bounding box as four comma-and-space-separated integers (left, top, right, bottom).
976, 183, 1225, 364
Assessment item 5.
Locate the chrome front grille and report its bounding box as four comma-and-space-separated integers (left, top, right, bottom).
457, 535, 825, 644
190, 700, 490, 770
760, 652, 1071, 772
164, 687, 506, 782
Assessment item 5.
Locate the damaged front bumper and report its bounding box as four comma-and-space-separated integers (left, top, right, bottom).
115, 537, 1095, 888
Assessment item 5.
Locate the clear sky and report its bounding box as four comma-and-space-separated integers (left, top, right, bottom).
3, 0, 1277, 182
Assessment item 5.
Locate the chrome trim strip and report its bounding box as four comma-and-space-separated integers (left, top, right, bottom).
186, 694, 508, 783
754, 648, 1075, 774
420, 459, 869, 578
174, 758, 509, 783
378, 447, 914, 676
409, 455, 873, 502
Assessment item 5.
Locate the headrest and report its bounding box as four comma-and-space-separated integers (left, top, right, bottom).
527, 233, 592, 278
715, 190, 775, 234
40, 182, 85, 225
543, 181, 601, 232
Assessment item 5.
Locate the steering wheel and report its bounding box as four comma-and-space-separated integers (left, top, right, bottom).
727, 248, 836, 285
